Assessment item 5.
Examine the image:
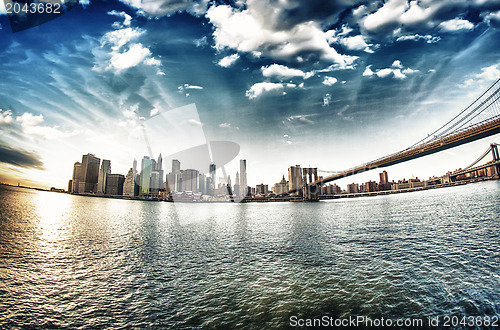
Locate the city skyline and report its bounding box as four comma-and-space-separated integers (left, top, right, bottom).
1, 1, 500, 189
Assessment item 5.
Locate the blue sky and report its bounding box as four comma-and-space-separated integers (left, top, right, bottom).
0, 0, 499, 189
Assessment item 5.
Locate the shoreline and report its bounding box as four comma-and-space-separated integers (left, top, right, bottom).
3, 175, 498, 203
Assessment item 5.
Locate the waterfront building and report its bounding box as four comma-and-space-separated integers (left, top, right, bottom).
239, 159, 247, 197
288, 165, 303, 192
123, 168, 138, 196
97, 159, 111, 194
71, 162, 81, 193
105, 174, 125, 195
256, 184, 268, 196
273, 175, 288, 195
209, 163, 216, 193
140, 156, 153, 196
347, 183, 359, 194
182, 169, 199, 192
365, 181, 377, 192
78, 154, 100, 193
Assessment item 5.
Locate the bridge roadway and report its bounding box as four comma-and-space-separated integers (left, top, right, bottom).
302, 114, 500, 190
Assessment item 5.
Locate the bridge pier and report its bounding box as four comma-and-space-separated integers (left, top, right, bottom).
492, 144, 500, 177
302, 168, 319, 201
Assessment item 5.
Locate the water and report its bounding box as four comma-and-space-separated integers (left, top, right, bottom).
0, 181, 499, 329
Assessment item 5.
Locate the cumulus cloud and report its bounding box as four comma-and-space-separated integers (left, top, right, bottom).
94, 14, 161, 74
461, 63, 500, 87
119, 0, 209, 17
363, 61, 418, 79
245, 82, 297, 99
261, 64, 305, 79
322, 76, 338, 86
356, 0, 494, 38
438, 18, 474, 32
206, 4, 357, 67
339, 34, 374, 53
218, 54, 240, 68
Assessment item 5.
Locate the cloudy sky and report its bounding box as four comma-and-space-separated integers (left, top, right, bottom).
0, 0, 500, 189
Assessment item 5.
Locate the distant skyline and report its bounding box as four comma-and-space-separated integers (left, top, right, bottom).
1, 0, 500, 189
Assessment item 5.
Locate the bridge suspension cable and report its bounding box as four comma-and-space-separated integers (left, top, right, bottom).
461, 145, 496, 171
410, 78, 500, 149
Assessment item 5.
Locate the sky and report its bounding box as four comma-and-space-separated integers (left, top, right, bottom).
0, 0, 499, 190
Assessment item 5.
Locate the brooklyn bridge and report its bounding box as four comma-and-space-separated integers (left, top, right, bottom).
290, 78, 500, 200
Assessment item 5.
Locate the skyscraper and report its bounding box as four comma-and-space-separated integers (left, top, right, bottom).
123, 168, 138, 196
239, 159, 247, 197
97, 159, 111, 194
78, 154, 100, 193
209, 163, 216, 187
105, 174, 125, 195
172, 159, 180, 173
140, 156, 153, 196
71, 162, 81, 193
182, 169, 199, 192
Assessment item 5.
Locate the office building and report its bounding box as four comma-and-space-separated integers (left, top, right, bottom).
71, 162, 81, 193
78, 154, 100, 193
123, 168, 138, 196
140, 156, 153, 196
97, 159, 111, 194
105, 174, 125, 195
239, 159, 247, 197
182, 169, 199, 192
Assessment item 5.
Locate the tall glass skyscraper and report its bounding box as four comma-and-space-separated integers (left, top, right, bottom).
140, 156, 153, 196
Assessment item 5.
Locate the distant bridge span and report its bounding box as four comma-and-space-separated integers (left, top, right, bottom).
290, 78, 500, 194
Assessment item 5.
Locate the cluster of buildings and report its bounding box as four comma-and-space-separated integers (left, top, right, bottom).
68, 153, 250, 200
68, 152, 499, 201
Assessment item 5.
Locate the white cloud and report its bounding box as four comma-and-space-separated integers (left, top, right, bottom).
188, 119, 204, 126
361, 0, 408, 33
461, 63, 500, 87
94, 18, 162, 74
219, 122, 231, 128
339, 35, 374, 53
363, 65, 374, 76
392, 60, 403, 68
218, 54, 240, 67
364, 61, 418, 80
101, 27, 143, 51
206, 4, 357, 67
322, 76, 338, 86
438, 18, 474, 32
245, 82, 296, 99
0, 109, 14, 125
483, 10, 500, 27
261, 64, 305, 79
178, 84, 204, 91
108, 10, 132, 27
119, 0, 209, 17
396, 34, 441, 43
107, 43, 152, 72
16, 113, 74, 140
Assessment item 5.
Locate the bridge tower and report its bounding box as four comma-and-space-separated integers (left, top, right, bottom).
492, 143, 500, 177
302, 168, 319, 201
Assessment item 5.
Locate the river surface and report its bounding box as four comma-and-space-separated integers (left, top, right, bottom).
0, 181, 499, 329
